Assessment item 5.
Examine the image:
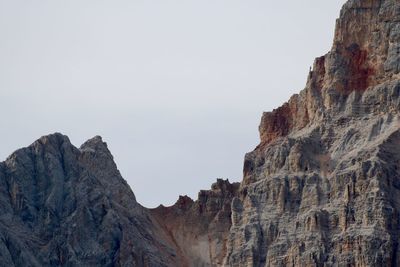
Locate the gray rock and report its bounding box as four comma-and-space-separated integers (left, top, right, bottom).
2, 0, 400, 266
0, 133, 175, 266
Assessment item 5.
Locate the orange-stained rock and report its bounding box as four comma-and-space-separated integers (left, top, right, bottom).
2, 1, 400, 266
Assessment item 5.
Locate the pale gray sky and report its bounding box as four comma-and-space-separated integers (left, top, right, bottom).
0, 0, 347, 208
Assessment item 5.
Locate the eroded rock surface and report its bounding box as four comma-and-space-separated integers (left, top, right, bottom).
2, 0, 400, 266
227, 0, 400, 266
151, 179, 239, 267
0, 134, 176, 266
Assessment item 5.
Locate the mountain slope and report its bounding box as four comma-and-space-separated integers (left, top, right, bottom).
0, 134, 176, 266
1, 0, 400, 266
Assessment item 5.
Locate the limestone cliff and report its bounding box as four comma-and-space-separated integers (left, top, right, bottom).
1, 0, 400, 266
230, 0, 400, 266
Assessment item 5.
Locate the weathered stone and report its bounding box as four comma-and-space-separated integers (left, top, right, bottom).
225, 0, 400, 265
2, 0, 400, 266
0, 133, 176, 266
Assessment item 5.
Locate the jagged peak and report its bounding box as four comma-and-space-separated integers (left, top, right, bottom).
175, 195, 194, 209
4, 133, 74, 163
152, 179, 239, 212
3, 133, 115, 167
79, 135, 117, 169
35, 132, 71, 145
80, 135, 107, 152
211, 178, 240, 192
81, 135, 103, 145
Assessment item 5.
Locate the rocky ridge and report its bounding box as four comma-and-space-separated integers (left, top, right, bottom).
2, 0, 400, 266
0, 134, 177, 266
0, 133, 239, 266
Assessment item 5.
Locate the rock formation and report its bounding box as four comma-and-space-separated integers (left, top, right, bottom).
151, 179, 239, 267
0, 134, 179, 266
228, 0, 400, 265
2, 0, 400, 266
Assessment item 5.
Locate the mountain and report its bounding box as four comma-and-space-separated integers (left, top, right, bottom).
0, 134, 172, 266
2, 0, 400, 266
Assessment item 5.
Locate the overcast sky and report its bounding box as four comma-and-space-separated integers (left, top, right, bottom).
0, 0, 347, 208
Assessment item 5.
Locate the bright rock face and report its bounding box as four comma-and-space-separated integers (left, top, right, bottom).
2, 0, 400, 266
231, 0, 400, 266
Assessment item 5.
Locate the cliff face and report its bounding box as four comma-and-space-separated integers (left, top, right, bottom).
2, 0, 400, 266
231, 0, 400, 266
259, 0, 400, 146
151, 179, 239, 267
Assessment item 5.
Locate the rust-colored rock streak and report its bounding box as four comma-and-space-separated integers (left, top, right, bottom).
1, 1, 400, 266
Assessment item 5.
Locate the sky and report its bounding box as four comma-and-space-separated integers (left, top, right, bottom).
0, 0, 347, 208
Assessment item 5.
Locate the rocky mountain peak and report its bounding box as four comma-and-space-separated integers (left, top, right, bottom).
2, 1, 400, 266
80, 135, 106, 151
79, 135, 121, 182
5, 133, 73, 164
35, 132, 71, 146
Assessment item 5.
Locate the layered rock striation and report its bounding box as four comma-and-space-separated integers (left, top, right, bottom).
2, 0, 400, 266
230, 0, 400, 266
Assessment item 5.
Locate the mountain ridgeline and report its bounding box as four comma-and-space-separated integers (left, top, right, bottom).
2, 0, 400, 266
